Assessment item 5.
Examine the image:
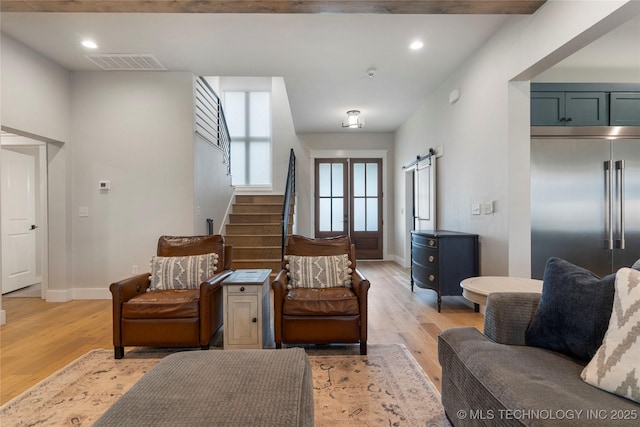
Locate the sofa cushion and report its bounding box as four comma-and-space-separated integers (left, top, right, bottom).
438, 327, 640, 426
581, 267, 640, 403
122, 289, 200, 319
285, 254, 352, 289
149, 253, 218, 291
525, 257, 615, 362
283, 287, 359, 315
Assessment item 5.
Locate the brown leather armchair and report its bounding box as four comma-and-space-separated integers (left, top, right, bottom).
110, 235, 233, 359
272, 235, 370, 355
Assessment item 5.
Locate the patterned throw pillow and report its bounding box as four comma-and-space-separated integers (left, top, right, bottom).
148, 253, 218, 291
285, 254, 352, 290
581, 267, 640, 403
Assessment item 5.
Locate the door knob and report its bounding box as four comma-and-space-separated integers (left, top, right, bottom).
30, 225, 38, 230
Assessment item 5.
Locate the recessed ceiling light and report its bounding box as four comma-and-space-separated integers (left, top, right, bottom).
82, 40, 98, 49
409, 41, 424, 50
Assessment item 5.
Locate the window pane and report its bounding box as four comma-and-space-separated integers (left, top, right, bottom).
319, 163, 331, 197
225, 92, 245, 138
248, 141, 271, 185
319, 198, 331, 231
332, 198, 344, 232
249, 93, 270, 137
353, 198, 366, 231
353, 163, 365, 197
367, 198, 378, 231
230, 141, 246, 185
332, 164, 343, 197
366, 163, 378, 196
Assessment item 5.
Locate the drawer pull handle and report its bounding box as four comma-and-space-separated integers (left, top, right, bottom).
428, 240, 436, 246
429, 275, 436, 282
240, 287, 245, 292
428, 255, 435, 263
252, 318, 257, 323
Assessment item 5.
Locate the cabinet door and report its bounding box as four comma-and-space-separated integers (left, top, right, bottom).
531, 92, 565, 126
610, 93, 640, 126
227, 295, 259, 346
565, 92, 608, 126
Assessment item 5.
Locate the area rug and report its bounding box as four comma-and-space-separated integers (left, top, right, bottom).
0, 344, 450, 427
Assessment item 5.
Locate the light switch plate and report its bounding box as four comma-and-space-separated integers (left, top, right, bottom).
79, 207, 89, 217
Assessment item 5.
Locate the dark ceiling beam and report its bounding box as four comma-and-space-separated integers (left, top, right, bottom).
1, 1, 546, 14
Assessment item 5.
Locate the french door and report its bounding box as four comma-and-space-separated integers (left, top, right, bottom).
314, 158, 382, 259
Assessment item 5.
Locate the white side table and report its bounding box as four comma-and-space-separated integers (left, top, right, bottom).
222, 269, 273, 349
460, 276, 543, 312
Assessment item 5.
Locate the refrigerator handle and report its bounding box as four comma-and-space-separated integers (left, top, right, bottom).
604, 161, 613, 250
615, 160, 625, 250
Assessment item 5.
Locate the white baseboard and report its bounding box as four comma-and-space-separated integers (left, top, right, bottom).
46, 288, 110, 302
46, 289, 73, 302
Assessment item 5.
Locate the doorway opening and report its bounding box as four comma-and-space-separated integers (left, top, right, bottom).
1, 134, 48, 299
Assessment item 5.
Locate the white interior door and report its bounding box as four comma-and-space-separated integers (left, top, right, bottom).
2, 149, 38, 294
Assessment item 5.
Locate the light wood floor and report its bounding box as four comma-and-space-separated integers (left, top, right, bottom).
0, 261, 484, 405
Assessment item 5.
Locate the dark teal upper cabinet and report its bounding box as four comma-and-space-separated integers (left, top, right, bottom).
531, 83, 640, 127
531, 92, 564, 125
565, 92, 608, 126
610, 93, 640, 126
531, 91, 607, 126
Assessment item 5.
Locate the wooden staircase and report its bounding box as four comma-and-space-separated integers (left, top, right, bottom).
224, 194, 294, 275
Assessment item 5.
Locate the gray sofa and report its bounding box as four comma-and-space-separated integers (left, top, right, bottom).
438, 292, 640, 426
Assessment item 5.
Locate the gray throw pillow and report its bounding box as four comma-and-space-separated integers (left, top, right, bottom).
525, 257, 615, 362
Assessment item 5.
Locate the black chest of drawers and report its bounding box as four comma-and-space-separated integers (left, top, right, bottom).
411, 230, 479, 312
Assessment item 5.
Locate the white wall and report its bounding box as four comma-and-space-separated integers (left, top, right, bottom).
1, 34, 70, 143
1, 33, 72, 314
67, 71, 197, 299
193, 133, 234, 236
393, 0, 638, 276
271, 77, 312, 236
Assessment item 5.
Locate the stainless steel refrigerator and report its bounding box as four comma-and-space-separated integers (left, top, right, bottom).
531, 132, 640, 279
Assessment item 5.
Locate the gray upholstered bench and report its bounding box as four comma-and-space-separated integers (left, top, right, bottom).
93, 348, 314, 426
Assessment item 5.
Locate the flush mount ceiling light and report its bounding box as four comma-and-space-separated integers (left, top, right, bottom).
409, 40, 424, 50
81, 40, 98, 49
342, 110, 364, 129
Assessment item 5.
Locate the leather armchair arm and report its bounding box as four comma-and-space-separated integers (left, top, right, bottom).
350, 269, 370, 343
199, 269, 233, 344
110, 273, 151, 303
199, 270, 233, 305
110, 273, 151, 347
271, 269, 289, 346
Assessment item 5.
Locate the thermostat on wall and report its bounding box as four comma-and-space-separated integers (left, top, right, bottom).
99, 180, 111, 191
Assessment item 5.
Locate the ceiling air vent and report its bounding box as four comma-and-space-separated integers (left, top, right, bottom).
85, 54, 166, 71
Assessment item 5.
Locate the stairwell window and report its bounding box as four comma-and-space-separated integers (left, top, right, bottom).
225, 91, 272, 186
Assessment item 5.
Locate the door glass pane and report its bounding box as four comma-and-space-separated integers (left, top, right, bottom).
353, 198, 365, 231
367, 198, 378, 231
366, 163, 378, 196
332, 164, 343, 197
249, 92, 270, 137
225, 92, 246, 138
353, 163, 365, 197
319, 198, 331, 231
319, 164, 331, 197
248, 141, 271, 185
332, 198, 344, 232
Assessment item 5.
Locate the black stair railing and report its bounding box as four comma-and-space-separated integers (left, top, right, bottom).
195, 76, 231, 174
282, 149, 296, 258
